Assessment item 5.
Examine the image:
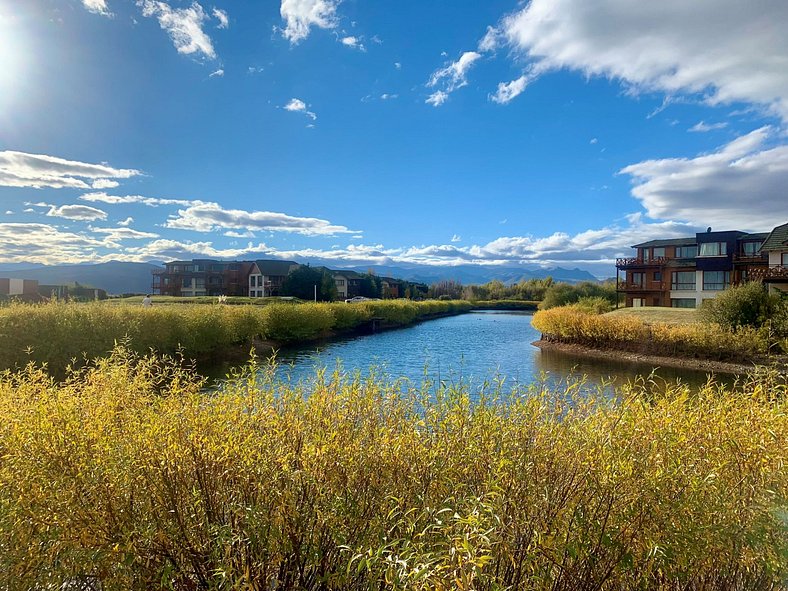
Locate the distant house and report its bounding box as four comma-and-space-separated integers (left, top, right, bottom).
248, 260, 300, 297
153, 259, 254, 297
38, 284, 107, 301
615, 224, 786, 308
0, 278, 39, 298
752, 221, 788, 295
331, 270, 363, 300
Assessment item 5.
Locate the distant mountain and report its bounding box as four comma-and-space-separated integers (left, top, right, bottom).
0, 262, 162, 294
335, 264, 599, 285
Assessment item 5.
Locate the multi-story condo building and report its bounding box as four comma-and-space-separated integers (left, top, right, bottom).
247, 260, 300, 297
751, 221, 788, 295
153, 259, 256, 297
616, 228, 771, 308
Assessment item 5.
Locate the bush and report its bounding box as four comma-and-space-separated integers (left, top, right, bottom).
539, 281, 617, 310
700, 281, 781, 330
569, 296, 614, 315
0, 348, 786, 590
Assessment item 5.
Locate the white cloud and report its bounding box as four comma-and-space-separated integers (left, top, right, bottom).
0, 223, 113, 264
340, 36, 365, 51
90, 226, 159, 240
425, 91, 449, 107
79, 192, 194, 207
212, 7, 228, 29
209, 68, 224, 78
284, 98, 317, 120
118, 217, 134, 227
0, 151, 140, 190
46, 204, 108, 222
688, 120, 728, 133
224, 230, 256, 238
490, 74, 529, 105
426, 51, 482, 106
279, 0, 339, 44
91, 178, 120, 189
380, 93, 398, 100
478, 26, 501, 53
620, 126, 788, 230
498, 0, 788, 118
394, 62, 401, 70
590, 138, 598, 144
165, 202, 359, 236
82, 0, 111, 16
138, 1, 216, 60
451, 234, 461, 243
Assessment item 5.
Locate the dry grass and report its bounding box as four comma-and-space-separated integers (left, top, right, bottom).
605, 307, 700, 325
0, 348, 786, 590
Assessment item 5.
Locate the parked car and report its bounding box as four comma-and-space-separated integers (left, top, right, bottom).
345, 296, 371, 303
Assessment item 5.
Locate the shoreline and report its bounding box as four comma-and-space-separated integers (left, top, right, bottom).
532, 339, 759, 375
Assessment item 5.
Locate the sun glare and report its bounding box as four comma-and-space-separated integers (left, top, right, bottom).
0, 10, 29, 113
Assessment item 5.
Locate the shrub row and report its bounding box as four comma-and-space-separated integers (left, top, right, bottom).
0, 300, 473, 374
470, 299, 539, 311
532, 307, 767, 361
0, 349, 786, 589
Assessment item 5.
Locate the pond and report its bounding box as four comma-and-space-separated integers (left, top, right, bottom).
249, 311, 729, 392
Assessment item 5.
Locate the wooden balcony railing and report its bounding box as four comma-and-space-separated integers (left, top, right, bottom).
748, 265, 788, 281
733, 254, 768, 264
615, 257, 667, 268
616, 281, 665, 292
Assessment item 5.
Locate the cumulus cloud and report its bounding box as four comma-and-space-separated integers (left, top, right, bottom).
79, 192, 195, 207
212, 7, 228, 28
0, 223, 112, 264
165, 202, 359, 236
118, 217, 134, 227
425, 51, 482, 106
340, 36, 365, 51
284, 98, 317, 120
620, 126, 788, 230
91, 179, 120, 189
0, 151, 140, 190
490, 74, 530, 105
279, 0, 339, 44
138, 0, 216, 59
688, 120, 728, 133
498, 0, 788, 118
46, 204, 108, 221
89, 226, 160, 240
82, 0, 111, 16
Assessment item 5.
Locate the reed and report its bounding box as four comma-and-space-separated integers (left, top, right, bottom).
0, 300, 472, 373
0, 348, 785, 590
532, 306, 767, 361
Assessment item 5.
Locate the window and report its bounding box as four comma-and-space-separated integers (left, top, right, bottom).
182, 277, 193, 288
703, 271, 730, 291
671, 298, 696, 308
742, 242, 762, 255
675, 245, 698, 258
654, 271, 662, 282
336, 279, 345, 286
782, 253, 788, 266
652, 247, 665, 259
194, 278, 205, 289
699, 242, 727, 257
631, 272, 645, 286
671, 271, 696, 291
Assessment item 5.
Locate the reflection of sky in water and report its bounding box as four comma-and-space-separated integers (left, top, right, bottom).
262, 311, 725, 393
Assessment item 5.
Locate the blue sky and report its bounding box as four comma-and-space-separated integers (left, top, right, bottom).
1, 0, 787, 275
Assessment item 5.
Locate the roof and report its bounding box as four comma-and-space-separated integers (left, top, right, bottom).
253, 259, 299, 276
759, 222, 788, 251
632, 237, 696, 248
742, 232, 769, 240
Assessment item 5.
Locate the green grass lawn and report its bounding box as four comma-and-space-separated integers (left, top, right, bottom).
605, 306, 700, 325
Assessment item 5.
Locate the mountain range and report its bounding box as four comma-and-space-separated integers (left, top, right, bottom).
0, 261, 599, 295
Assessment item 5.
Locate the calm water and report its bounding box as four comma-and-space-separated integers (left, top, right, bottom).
260, 311, 728, 391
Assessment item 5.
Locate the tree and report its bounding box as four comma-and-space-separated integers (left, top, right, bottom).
321, 271, 338, 301
281, 266, 323, 300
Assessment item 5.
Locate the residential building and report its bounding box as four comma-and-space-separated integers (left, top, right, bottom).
616, 228, 770, 308
332, 270, 363, 300
152, 259, 254, 297
751, 221, 788, 295
248, 260, 299, 297
0, 278, 39, 297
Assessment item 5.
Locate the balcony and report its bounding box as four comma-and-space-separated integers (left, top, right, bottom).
749, 265, 788, 282
733, 253, 768, 265
616, 281, 665, 292
616, 257, 667, 269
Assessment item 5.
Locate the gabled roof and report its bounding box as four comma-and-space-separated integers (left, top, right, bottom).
759, 222, 788, 251
632, 237, 696, 248
253, 259, 299, 276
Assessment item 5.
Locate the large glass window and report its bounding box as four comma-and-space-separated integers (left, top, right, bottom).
672, 271, 696, 290
699, 242, 727, 257
742, 242, 762, 255
703, 271, 730, 291
631, 272, 645, 286
675, 245, 698, 258
652, 247, 665, 259
671, 298, 696, 308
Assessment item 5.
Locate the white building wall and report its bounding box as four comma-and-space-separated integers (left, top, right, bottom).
669, 270, 724, 307
8, 279, 24, 295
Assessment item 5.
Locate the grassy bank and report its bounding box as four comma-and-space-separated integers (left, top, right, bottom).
0, 348, 786, 590
605, 307, 700, 325
470, 299, 539, 311
0, 299, 472, 374
532, 307, 766, 362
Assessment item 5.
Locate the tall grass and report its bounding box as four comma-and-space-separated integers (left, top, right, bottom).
533, 307, 767, 361
0, 348, 786, 589
0, 300, 473, 373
